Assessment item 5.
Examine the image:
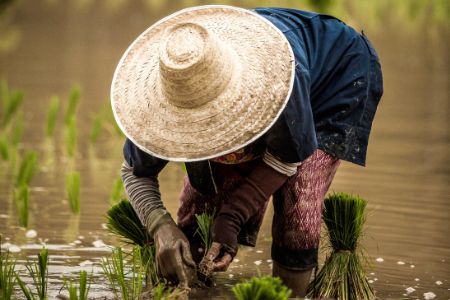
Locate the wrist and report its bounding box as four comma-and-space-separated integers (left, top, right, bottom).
146, 209, 176, 237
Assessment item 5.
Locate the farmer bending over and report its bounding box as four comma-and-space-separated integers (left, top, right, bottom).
111, 5, 383, 297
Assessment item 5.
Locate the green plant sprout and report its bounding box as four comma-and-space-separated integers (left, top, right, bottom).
65, 116, 77, 157
0, 235, 17, 300
45, 95, 60, 137
307, 192, 374, 300
1, 84, 23, 128
62, 270, 91, 300
0, 135, 8, 160
110, 176, 125, 204
194, 209, 215, 256
152, 282, 180, 300
232, 275, 292, 300
101, 246, 148, 300
89, 115, 103, 143
16, 151, 38, 187
14, 183, 29, 227
66, 171, 80, 214
64, 86, 80, 125
11, 113, 23, 146
16, 247, 49, 300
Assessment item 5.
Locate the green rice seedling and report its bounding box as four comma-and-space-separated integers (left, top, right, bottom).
45, 95, 60, 137
0, 235, 17, 300
152, 282, 180, 300
106, 199, 151, 246
0, 135, 8, 160
64, 85, 80, 125
63, 270, 91, 300
66, 171, 80, 214
65, 116, 77, 157
16, 247, 49, 300
195, 209, 215, 283
89, 115, 103, 143
232, 275, 292, 300
14, 183, 29, 227
110, 176, 125, 204
307, 192, 374, 300
16, 151, 38, 186
11, 113, 23, 146
1, 89, 23, 128
101, 246, 148, 300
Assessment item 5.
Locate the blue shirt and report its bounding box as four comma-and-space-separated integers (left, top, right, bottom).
257, 8, 383, 165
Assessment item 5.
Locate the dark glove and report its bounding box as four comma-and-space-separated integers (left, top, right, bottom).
150, 213, 197, 288
208, 160, 289, 270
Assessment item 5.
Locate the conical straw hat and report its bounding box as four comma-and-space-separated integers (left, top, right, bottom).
111, 5, 295, 162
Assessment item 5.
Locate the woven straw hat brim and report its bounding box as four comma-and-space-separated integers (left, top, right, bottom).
111, 5, 295, 162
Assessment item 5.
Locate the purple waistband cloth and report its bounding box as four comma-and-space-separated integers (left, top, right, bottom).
177, 149, 340, 270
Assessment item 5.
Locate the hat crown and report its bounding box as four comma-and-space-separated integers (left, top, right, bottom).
158, 22, 235, 108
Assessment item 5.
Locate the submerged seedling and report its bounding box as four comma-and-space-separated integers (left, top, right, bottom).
64, 86, 80, 125
45, 95, 60, 137
0, 235, 17, 300
63, 270, 91, 300
11, 113, 23, 146
16, 247, 49, 300
101, 246, 148, 300
14, 184, 29, 228
89, 115, 103, 143
66, 171, 80, 214
232, 275, 292, 300
16, 151, 38, 186
307, 192, 374, 300
0, 135, 8, 160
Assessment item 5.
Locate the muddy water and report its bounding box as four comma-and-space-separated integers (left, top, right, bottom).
0, 1, 449, 299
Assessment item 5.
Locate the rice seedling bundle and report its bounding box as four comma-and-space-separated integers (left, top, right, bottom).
63, 270, 91, 300
14, 183, 29, 228
195, 210, 215, 283
64, 86, 80, 125
66, 171, 80, 214
232, 275, 292, 300
16, 151, 37, 186
307, 192, 375, 300
45, 95, 60, 137
16, 247, 49, 300
0, 135, 9, 160
11, 113, 23, 146
106, 199, 151, 246
0, 236, 17, 300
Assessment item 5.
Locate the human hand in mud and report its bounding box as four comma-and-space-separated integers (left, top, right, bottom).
202, 242, 235, 272
153, 217, 197, 288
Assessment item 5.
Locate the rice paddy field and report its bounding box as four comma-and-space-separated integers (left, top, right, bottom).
0, 0, 449, 299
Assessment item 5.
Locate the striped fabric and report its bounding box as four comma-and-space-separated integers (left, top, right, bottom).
121, 161, 167, 227
262, 150, 300, 176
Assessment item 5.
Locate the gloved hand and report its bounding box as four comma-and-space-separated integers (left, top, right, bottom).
148, 212, 197, 288
204, 161, 289, 271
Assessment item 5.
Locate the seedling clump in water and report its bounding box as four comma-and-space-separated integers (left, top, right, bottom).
16, 151, 38, 187
232, 275, 292, 300
14, 183, 30, 228
45, 95, 60, 137
16, 247, 49, 300
66, 171, 81, 214
307, 192, 375, 300
62, 270, 91, 300
0, 236, 17, 300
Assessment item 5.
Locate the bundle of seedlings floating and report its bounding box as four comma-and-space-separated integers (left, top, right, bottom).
195, 210, 215, 284
307, 192, 375, 300
232, 275, 292, 300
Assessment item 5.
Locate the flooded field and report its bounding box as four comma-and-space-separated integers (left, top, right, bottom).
0, 0, 449, 299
